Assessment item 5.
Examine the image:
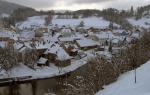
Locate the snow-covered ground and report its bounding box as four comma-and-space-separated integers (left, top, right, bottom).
96, 60, 150, 95
0, 57, 87, 80
127, 17, 150, 28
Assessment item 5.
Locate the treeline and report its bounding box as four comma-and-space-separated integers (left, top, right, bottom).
74, 9, 101, 17
101, 8, 133, 30
1, 8, 56, 28
2, 4, 150, 28
135, 5, 150, 20
54, 4, 150, 29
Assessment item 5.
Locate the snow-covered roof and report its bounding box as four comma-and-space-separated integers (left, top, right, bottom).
35, 42, 48, 50
0, 41, 7, 48
37, 57, 48, 64
59, 37, 74, 42
76, 38, 99, 48
111, 38, 120, 44
13, 42, 24, 50
61, 28, 72, 33
20, 31, 35, 40
45, 44, 71, 61
0, 31, 13, 38
131, 32, 140, 38
0, 30, 19, 40
19, 47, 27, 53
93, 31, 115, 40
43, 35, 59, 43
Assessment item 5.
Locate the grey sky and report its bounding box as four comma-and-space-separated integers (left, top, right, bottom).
70, 0, 113, 4
5, 0, 150, 10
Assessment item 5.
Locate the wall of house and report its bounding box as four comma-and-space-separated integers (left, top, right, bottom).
55, 59, 71, 67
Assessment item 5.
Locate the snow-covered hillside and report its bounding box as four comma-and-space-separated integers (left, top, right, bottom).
16, 16, 120, 29
96, 61, 150, 95
16, 16, 46, 29
52, 17, 111, 28
127, 17, 150, 28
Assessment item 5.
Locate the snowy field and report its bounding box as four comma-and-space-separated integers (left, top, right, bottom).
127, 17, 150, 28
16, 16, 120, 29
96, 60, 150, 95
52, 17, 110, 28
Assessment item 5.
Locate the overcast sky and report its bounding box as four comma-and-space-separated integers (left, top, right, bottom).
5, 0, 150, 11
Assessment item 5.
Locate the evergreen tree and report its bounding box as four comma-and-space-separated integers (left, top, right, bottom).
79, 21, 84, 27
109, 21, 113, 29
130, 6, 134, 16
109, 41, 112, 53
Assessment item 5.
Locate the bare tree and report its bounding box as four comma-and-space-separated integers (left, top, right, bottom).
0, 45, 19, 72
23, 49, 38, 69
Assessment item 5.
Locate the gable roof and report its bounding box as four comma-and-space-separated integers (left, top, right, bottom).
45, 44, 71, 61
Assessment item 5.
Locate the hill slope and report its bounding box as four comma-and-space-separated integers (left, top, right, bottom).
96, 60, 150, 95
0, 0, 26, 14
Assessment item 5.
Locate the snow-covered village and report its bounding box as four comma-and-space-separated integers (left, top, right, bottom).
0, 0, 150, 95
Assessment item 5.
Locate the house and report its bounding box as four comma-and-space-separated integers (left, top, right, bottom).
0, 31, 11, 41
76, 38, 99, 50
120, 31, 129, 36
61, 28, 72, 33
111, 47, 121, 55
44, 44, 71, 67
61, 43, 78, 56
36, 27, 48, 33
37, 57, 49, 67
76, 27, 87, 33
13, 42, 34, 62
13, 42, 24, 50
19, 31, 35, 41
88, 27, 100, 33
95, 31, 114, 46
131, 29, 141, 38
111, 38, 123, 47
35, 42, 48, 57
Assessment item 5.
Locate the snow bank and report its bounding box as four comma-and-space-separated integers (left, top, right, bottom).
96, 60, 150, 95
